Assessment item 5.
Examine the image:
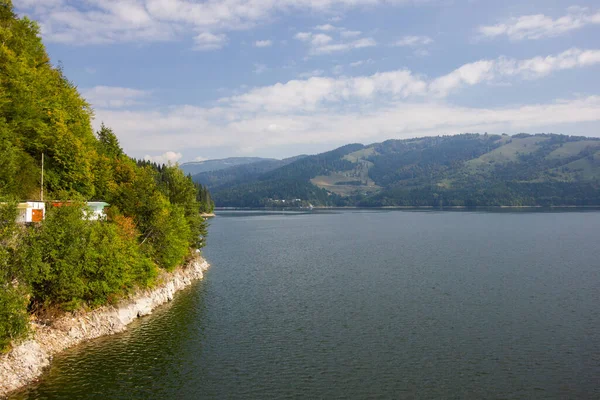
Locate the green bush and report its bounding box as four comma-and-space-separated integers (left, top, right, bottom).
0, 284, 29, 352
24, 204, 158, 310
0, 202, 29, 351
149, 204, 191, 271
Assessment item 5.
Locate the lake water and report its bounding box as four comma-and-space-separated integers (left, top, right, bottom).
11, 210, 600, 399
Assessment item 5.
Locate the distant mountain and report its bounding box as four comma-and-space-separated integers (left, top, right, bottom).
192, 155, 307, 190
180, 157, 275, 176
201, 134, 600, 208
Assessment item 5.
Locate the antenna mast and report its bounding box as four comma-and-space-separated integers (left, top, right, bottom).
41, 153, 44, 201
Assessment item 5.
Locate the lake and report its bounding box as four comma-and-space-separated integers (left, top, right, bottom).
11, 210, 600, 399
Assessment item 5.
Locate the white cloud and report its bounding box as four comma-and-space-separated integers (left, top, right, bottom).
479, 7, 600, 40
340, 30, 362, 38
254, 39, 273, 47
312, 33, 334, 46
194, 32, 227, 50
88, 48, 600, 156
429, 48, 600, 96
144, 151, 183, 165
315, 24, 336, 31
394, 35, 433, 47
96, 96, 600, 156
81, 86, 151, 108
17, 0, 425, 47
298, 69, 325, 78
349, 59, 374, 67
223, 69, 427, 112
296, 30, 376, 55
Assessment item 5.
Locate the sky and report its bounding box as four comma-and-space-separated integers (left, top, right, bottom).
16, 0, 600, 164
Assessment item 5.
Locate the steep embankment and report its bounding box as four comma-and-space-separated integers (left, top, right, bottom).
0, 256, 210, 398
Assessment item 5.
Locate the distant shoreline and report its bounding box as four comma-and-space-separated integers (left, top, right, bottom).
214, 205, 600, 211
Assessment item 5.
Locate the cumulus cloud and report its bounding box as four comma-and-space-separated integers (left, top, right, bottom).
430, 48, 600, 96
88, 47, 600, 156
254, 39, 273, 47
223, 70, 427, 112
16, 0, 423, 47
194, 32, 228, 50
295, 30, 376, 55
349, 59, 374, 67
81, 86, 151, 108
315, 24, 337, 31
144, 151, 183, 165
96, 96, 600, 156
298, 69, 325, 78
394, 35, 433, 46
340, 30, 362, 38
220, 48, 600, 109
479, 6, 600, 40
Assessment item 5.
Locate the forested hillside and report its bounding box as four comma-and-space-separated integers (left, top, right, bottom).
199, 133, 600, 208
192, 155, 306, 191
0, 1, 212, 351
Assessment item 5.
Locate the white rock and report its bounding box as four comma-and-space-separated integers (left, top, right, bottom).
0, 256, 210, 397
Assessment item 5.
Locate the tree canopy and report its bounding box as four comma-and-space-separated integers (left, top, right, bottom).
0, 2, 214, 351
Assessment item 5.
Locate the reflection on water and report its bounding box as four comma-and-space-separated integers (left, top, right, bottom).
13, 210, 600, 399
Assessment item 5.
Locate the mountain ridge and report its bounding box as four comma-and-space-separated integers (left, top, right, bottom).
180, 157, 275, 176
192, 133, 600, 208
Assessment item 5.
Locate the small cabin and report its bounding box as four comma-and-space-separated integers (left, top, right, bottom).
16, 202, 45, 223
50, 201, 110, 221
86, 202, 109, 221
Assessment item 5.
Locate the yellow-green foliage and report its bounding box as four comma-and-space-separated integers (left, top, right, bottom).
0, 284, 29, 352
0, 202, 29, 352
22, 204, 157, 310
0, 2, 212, 350
0, 3, 97, 198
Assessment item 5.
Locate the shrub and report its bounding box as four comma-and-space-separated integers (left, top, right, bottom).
0, 284, 29, 352
24, 203, 159, 310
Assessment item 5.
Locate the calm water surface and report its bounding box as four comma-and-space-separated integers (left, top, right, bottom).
12, 210, 600, 399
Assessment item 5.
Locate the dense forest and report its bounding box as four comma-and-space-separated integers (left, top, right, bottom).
193, 134, 600, 208
0, 1, 213, 351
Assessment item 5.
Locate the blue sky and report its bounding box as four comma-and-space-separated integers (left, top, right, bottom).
17, 0, 600, 163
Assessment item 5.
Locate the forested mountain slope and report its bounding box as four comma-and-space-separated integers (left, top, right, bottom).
200, 134, 600, 207
192, 155, 307, 190
0, 1, 212, 351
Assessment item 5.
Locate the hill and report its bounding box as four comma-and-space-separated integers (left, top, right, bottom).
0, 1, 213, 351
192, 155, 307, 190
180, 157, 275, 176
197, 134, 600, 207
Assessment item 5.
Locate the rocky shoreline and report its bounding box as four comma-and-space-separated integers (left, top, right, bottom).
0, 256, 210, 398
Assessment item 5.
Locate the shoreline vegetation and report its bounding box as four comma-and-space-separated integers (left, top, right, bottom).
0, 1, 215, 392
215, 205, 600, 211
0, 255, 210, 398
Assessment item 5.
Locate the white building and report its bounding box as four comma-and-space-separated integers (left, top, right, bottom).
16, 202, 45, 223
86, 202, 109, 221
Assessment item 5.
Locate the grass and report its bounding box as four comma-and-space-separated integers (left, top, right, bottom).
342, 146, 377, 163
466, 136, 551, 171
546, 141, 600, 160
554, 151, 600, 181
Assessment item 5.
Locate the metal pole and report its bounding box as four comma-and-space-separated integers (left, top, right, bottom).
41, 153, 44, 201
